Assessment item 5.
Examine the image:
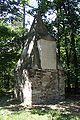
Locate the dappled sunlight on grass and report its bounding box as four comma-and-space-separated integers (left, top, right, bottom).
0, 107, 80, 120
0, 97, 80, 120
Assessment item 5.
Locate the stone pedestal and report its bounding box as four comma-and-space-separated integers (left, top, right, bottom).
30, 69, 65, 105
14, 37, 65, 106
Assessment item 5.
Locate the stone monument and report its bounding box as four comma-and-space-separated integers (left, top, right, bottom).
14, 14, 65, 106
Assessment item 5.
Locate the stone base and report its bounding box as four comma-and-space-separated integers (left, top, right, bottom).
14, 69, 65, 106
29, 69, 65, 105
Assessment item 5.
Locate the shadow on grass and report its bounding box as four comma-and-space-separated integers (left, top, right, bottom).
30, 106, 80, 120
0, 94, 80, 120
29, 99, 80, 119
29, 105, 80, 120
0, 93, 23, 111
30, 106, 52, 115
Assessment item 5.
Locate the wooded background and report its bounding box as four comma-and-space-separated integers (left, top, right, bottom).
0, 0, 80, 95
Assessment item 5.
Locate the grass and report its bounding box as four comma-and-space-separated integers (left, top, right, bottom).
0, 96, 80, 120
0, 106, 80, 120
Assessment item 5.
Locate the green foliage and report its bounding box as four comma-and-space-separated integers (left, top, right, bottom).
20, 0, 30, 5
37, 0, 52, 14
52, 0, 80, 88
0, 22, 24, 91
0, 0, 20, 17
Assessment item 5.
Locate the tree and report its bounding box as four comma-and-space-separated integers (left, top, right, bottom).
53, 0, 80, 92
0, 23, 24, 92
0, 0, 29, 93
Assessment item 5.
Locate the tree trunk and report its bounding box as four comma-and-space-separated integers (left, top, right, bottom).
57, 8, 60, 61
64, 34, 71, 91
71, 32, 78, 91
22, 3, 26, 48
62, 13, 71, 91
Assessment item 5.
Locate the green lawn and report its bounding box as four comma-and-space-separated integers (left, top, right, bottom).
0, 106, 80, 120
0, 97, 80, 120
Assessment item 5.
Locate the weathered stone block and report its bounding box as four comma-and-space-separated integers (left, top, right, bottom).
37, 39, 56, 69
